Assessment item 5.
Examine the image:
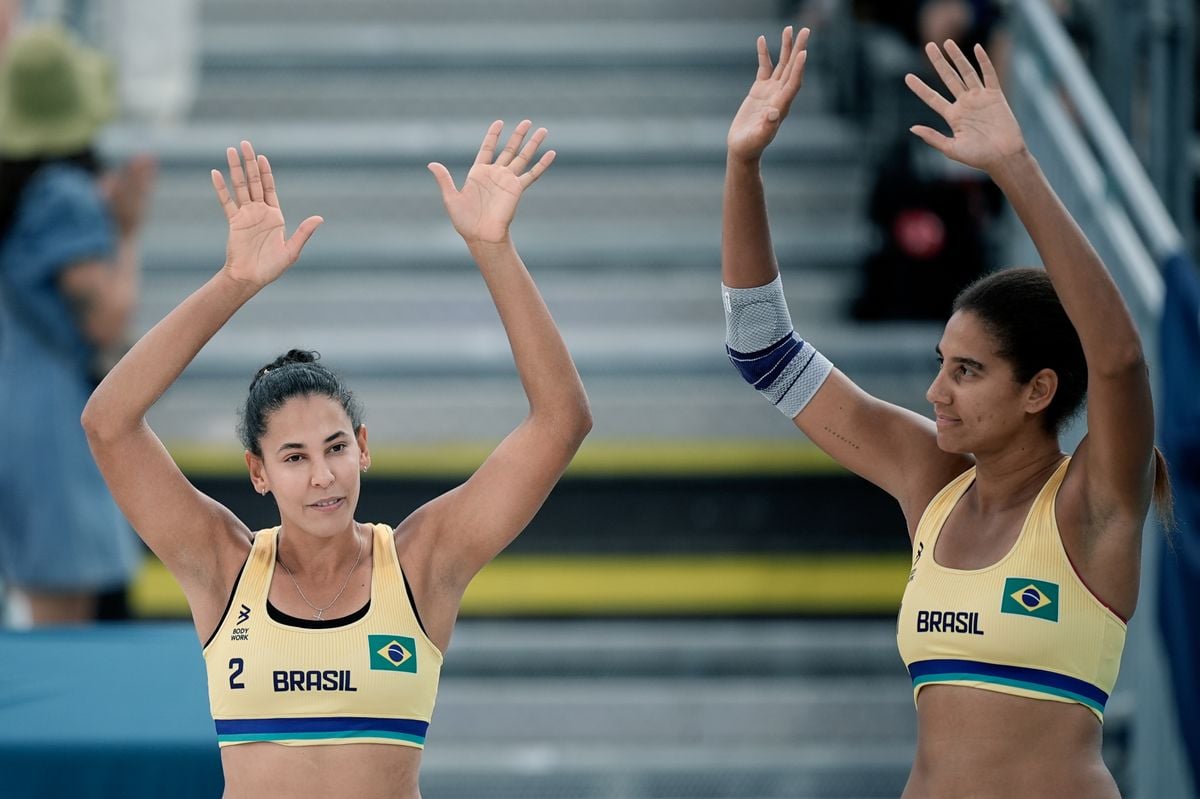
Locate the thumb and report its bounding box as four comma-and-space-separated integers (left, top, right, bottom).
427, 163, 457, 197
285, 215, 324, 260
910, 125, 952, 154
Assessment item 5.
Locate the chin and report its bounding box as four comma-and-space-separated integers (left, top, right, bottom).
935, 431, 971, 455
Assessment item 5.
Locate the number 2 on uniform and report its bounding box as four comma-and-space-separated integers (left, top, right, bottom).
229, 657, 245, 689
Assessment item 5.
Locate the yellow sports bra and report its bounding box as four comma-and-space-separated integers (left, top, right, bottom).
202, 523, 443, 748
897, 458, 1126, 722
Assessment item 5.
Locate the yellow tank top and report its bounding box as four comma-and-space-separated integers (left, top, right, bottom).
896, 458, 1126, 722
202, 523, 443, 748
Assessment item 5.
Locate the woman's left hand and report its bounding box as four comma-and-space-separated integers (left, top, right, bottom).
905, 41, 1026, 173
428, 120, 554, 245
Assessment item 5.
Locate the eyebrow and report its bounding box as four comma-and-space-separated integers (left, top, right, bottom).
935, 346, 986, 372
276, 430, 349, 454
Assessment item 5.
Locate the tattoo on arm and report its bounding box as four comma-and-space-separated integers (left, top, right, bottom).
823, 425, 860, 450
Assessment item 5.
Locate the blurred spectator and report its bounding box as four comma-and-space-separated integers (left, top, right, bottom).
846, 0, 1007, 320
0, 24, 153, 625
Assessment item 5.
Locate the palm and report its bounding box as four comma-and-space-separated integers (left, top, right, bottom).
211, 141, 323, 288
938, 88, 1024, 169
446, 165, 524, 244
727, 27, 809, 161
906, 42, 1026, 173
224, 203, 293, 284
728, 84, 792, 159
429, 120, 555, 246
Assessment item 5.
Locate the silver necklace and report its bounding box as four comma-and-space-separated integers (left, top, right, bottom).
276, 527, 364, 620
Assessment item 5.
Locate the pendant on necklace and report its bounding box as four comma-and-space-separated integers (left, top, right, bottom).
314, 609, 324, 620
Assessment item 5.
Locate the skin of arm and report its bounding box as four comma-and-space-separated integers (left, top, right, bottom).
906, 41, 1155, 540
82, 143, 322, 621
722, 28, 968, 530
397, 121, 592, 607
58, 155, 156, 351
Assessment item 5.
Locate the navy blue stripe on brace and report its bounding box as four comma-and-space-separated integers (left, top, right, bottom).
726, 331, 804, 389
772, 348, 818, 406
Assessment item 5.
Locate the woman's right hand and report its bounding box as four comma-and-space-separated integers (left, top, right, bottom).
727, 26, 810, 163
211, 140, 323, 288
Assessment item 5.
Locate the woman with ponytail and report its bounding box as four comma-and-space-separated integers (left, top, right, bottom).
82, 124, 590, 798
722, 27, 1168, 796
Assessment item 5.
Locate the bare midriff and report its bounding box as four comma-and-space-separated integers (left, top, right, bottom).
220, 740, 423, 799
902, 685, 1120, 799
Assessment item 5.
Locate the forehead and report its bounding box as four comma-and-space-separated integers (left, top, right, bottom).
261, 394, 352, 443
939, 310, 1000, 357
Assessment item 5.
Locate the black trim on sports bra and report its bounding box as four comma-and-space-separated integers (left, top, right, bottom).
203, 552, 251, 649
266, 598, 371, 629
397, 561, 429, 638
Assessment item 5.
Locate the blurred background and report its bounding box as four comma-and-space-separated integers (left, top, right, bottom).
0, 0, 1197, 797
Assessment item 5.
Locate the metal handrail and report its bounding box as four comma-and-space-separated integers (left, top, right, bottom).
1013, 0, 1185, 262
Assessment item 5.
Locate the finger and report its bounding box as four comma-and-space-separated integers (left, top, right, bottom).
509, 126, 547, 172
495, 119, 532, 167
925, 42, 965, 98
285, 215, 324, 262
781, 27, 810, 86
772, 26, 793, 80
241, 141, 264, 202
226, 146, 250, 204
210, 169, 238, 221
755, 35, 772, 81
910, 124, 953, 154
474, 120, 504, 166
258, 155, 280, 208
519, 149, 556, 190
944, 40, 983, 90
905, 73, 953, 118
975, 43, 1001, 90
784, 47, 809, 94
427, 162, 458, 197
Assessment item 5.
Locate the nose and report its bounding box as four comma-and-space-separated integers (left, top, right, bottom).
310, 459, 334, 489
926, 368, 950, 407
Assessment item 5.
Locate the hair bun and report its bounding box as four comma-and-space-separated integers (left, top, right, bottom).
250, 349, 320, 390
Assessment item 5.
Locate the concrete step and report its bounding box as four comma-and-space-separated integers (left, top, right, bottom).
416, 742, 911, 799
102, 116, 861, 167
202, 0, 784, 24
433, 677, 913, 744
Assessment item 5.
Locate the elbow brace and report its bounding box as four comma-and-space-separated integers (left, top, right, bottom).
722, 276, 833, 419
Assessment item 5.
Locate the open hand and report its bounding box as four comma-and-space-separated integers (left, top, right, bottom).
211, 141, 323, 288
727, 26, 810, 162
428, 120, 554, 245
905, 41, 1026, 173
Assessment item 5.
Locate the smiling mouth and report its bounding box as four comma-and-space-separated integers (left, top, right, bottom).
309, 497, 345, 509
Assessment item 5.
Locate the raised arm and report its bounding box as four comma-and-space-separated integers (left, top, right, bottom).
722, 28, 967, 527
400, 121, 591, 594
905, 42, 1155, 527
82, 142, 323, 609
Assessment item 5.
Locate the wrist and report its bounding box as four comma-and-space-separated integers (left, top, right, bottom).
726, 151, 764, 171
987, 146, 1037, 187
215, 266, 268, 300
465, 235, 515, 257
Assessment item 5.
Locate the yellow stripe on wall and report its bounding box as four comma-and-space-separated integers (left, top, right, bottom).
169, 440, 844, 479
132, 553, 909, 618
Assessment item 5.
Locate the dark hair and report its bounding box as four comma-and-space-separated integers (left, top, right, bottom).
955, 268, 1175, 527
238, 350, 363, 457
952, 267, 1087, 435
0, 149, 101, 240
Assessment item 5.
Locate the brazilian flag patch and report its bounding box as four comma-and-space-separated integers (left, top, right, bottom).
369, 635, 418, 672
1001, 577, 1059, 622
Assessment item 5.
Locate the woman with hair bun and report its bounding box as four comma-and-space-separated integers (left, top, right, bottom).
82, 123, 590, 798
722, 27, 1168, 796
